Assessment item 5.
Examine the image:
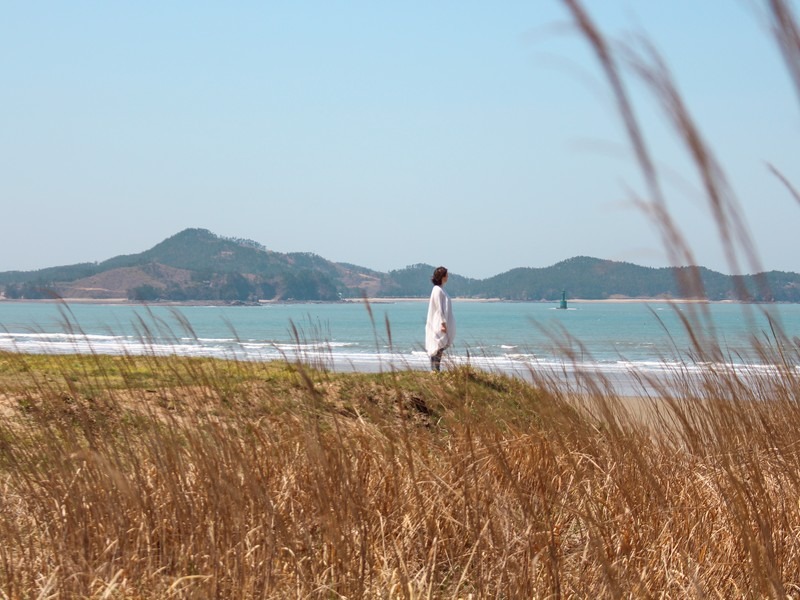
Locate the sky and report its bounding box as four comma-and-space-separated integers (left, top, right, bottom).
2, 1, 799, 279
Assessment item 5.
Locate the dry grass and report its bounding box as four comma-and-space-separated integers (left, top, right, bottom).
0, 350, 800, 598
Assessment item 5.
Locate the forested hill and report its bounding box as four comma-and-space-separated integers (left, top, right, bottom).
473, 257, 800, 302
1, 229, 799, 302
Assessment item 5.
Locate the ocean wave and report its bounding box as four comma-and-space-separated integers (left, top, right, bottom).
1, 324, 797, 394
3, 332, 126, 342
0, 332, 789, 373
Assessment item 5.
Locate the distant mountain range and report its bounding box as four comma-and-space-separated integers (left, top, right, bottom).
1, 228, 799, 302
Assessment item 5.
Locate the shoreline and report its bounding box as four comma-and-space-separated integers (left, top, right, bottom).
0, 296, 764, 306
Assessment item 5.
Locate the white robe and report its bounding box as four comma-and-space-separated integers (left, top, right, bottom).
425, 285, 456, 357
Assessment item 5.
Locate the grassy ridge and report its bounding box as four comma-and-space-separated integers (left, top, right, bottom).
1, 351, 800, 597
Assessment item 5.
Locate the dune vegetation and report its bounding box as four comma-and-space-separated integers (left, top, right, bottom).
0, 0, 799, 597
1, 341, 800, 598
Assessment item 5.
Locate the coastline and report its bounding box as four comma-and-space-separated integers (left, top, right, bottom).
0, 296, 751, 306
0, 299, 791, 401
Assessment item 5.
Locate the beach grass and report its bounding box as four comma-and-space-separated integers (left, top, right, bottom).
1, 350, 800, 598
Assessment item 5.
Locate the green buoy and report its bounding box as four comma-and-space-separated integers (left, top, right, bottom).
558, 290, 568, 310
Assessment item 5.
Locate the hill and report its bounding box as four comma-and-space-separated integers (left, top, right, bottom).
0, 229, 369, 302
1, 229, 799, 302
476, 257, 800, 302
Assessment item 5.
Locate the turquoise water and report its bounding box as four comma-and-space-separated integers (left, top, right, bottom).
1, 300, 798, 385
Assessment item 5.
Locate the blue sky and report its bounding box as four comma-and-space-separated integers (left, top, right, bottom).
2, 1, 798, 279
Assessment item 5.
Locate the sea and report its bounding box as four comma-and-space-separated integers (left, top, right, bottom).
1, 299, 798, 395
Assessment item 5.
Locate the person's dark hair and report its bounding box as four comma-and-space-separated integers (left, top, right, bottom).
431, 266, 448, 286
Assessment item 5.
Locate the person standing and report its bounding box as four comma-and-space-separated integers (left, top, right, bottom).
425, 266, 456, 372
